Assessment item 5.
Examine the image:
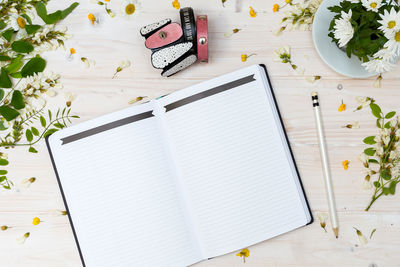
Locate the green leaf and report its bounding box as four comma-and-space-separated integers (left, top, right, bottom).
11, 40, 34, 53
389, 181, 397, 195
373, 181, 380, 188
71, 115, 80, 118
6, 55, 24, 74
384, 121, 391, 129
0, 121, 7, 131
368, 159, 379, 164
370, 103, 382, 118
383, 187, 390, 195
20, 14, 32, 25
48, 110, 52, 121
0, 170, 7, 175
0, 158, 9, 165
53, 123, 65, 129
363, 136, 376, 145
0, 88, 4, 100
385, 111, 396, 119
61, 2, 80, 19
21, 56, 46, 77
9, 72, 22, 78
35, 2, 62, 24
31, 127, 39, 136
0, 55, 11, 61
364, 147, 376, 156
28, 146, 38, 153
40, 115, 46, 127
0, 67, 12, 88
10, 90, 25, 109
0, 176, 5, 182
25, 129, 33, 142
381, 169, 391, 180
43, 128, 58, 137
0, 21, 6, 30
2, 29, 14, 42
376, 118, 382, 128
0, 106, 19, 121
25, 25, 41, 35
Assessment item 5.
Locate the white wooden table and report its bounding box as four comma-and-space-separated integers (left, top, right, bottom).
1, 0, 400, 266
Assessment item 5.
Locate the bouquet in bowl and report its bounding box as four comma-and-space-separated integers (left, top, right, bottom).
328, 0, 400, 74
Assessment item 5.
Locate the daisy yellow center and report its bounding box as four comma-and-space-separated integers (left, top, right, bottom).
370, 2, 377, 8
125, 3, 135, 15
17, 17, 26, 29
388, 21, 396, 29
395, 31, 400, 42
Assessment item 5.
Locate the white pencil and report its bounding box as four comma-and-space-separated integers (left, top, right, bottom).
311, 92, 339, 238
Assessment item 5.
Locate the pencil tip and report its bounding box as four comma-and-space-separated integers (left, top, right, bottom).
333, 227, 339, 239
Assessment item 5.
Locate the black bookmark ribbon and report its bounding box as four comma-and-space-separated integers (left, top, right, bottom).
60, 111, 154, 145
165, 74, 256, 112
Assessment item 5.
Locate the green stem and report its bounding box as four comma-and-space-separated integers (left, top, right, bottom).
0, 115, 73, 147
365, 192, 383, 211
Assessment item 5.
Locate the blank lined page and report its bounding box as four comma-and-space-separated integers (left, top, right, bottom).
48, 103, 200, 267
161, 65, 310, 258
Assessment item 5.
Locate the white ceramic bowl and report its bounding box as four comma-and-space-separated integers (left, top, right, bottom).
312, 0, 377, 78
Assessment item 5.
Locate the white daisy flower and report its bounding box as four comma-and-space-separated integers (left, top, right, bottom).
120, 0, 141, 19
8, 13, 27, 31
378, 8, 400, 35
384, 29, 400, 56
333, 10, 354, 48
361, 57, 395, 73
349, 0, 361, 3
361, 0, 382, 12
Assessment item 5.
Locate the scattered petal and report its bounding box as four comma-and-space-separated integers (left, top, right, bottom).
50, 210, 68, 216
128, 96, 147, 105
17, 232, 30, 244
1, 225, 9, 231
373, 74, 382, 88
342, 160, 349, 170
113, 60, 131, 78
317, 212, 328, 232
342, 122, 360, 129
249, 6, 257, 18
354, 228, 368, 245
21, 177, 36, 188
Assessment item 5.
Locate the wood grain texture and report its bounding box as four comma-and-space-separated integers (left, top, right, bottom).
1, 0, 400, 266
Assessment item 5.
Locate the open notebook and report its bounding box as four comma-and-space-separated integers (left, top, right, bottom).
46, 64, 312, 267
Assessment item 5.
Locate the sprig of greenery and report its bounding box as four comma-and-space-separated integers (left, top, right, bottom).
361, 102, 400, 211
0, 1, 79, 190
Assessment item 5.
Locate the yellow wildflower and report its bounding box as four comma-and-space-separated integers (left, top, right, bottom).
105, 0, 110, 2
338, 100, 346, 112
241, 53, 256, 62
285, 0, 292, 3
342, 160, 349, 170
32, 217, 42, 225
236, 248, 250, 263
273, 4, 279, 12
88, 13, 96, 25
249, 6, 257, 17
172, 0, 180, 9
70, 48, 76, 55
